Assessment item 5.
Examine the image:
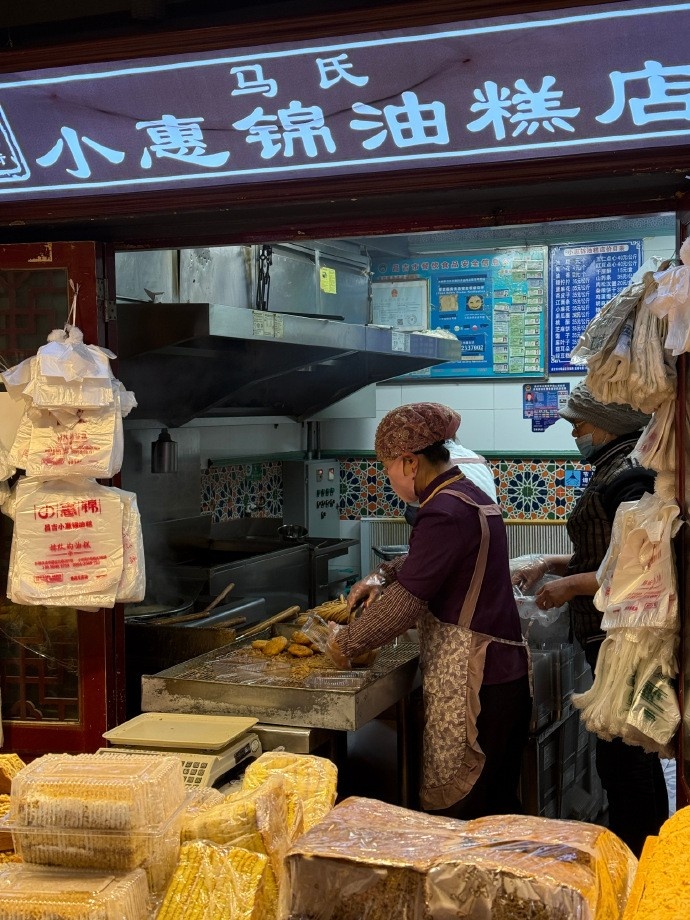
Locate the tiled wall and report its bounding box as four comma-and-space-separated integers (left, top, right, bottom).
201, 457, 587, 523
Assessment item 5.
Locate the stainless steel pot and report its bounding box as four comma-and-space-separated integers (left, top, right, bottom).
278, 523, 308, 541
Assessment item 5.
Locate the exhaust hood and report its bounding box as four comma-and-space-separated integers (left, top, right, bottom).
115, 302, 460, 426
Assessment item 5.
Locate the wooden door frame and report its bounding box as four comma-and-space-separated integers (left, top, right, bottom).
0, 240, 125, 756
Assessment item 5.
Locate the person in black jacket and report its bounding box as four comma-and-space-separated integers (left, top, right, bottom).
513, 381, 665, 856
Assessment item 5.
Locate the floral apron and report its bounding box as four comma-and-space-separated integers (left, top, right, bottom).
417, 479, 529, 811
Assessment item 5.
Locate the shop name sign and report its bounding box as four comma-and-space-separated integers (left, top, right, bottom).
0, 1, 690, 200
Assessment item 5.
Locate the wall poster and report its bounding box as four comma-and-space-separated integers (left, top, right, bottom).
371, 280, 428, 331
548, 240, 642, 373
523, 382, 571, 432
372, 246, 547, 379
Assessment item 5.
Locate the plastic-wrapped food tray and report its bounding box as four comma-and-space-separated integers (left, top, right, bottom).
305, 673, 367, 690
2, 796, 189, 895
0, 864, 150, 919
9, 752, 186, 832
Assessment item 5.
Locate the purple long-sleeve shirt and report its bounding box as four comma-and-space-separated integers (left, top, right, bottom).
337, 468, 527, 684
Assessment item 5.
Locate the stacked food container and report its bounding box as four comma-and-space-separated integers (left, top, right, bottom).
0, 752, 187, 918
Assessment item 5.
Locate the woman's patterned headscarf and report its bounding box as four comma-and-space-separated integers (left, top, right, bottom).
375, 402, 461, 462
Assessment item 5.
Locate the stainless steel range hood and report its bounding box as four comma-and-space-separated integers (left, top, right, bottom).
115, 302, 460, 426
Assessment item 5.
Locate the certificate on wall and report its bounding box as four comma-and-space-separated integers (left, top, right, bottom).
371, 280, 428, 331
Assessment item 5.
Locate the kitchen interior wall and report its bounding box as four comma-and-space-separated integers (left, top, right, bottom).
114, 226, 675, 577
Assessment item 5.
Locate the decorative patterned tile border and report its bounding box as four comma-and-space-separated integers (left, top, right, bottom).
202, 460, 282, 523
202, 457, 590, 523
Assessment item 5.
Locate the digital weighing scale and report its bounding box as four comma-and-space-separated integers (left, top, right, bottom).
99, 712, 262, 788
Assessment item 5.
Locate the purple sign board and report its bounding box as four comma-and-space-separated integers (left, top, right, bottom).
0, 2, 689, 200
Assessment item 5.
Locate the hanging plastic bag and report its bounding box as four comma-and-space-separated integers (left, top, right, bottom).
569, 258, 663, 364
8, 476, 124, 608
595, 493, 681, 631
7, 412, 32, 471
631, 398, 676, 474
25, 400, 123, 479
645, 238, 690, 355
112, 487, 146, 603
0, 446, 15, 483
624, 657, 680, 753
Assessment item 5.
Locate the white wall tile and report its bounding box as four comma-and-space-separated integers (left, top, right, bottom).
457, 409, 495, 452
374, 384, 403, 410
493, 409, 576, 453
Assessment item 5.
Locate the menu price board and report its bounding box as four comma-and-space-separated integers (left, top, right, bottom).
548, 240, 642, 374
372, 246, 547, 379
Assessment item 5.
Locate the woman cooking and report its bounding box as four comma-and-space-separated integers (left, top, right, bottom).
328, 402, 530, 819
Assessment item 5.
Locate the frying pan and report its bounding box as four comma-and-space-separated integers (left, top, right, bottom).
124, 596, 194, 621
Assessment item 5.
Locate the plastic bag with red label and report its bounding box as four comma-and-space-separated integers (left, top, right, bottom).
8, 476, 125, 609
25, 401, 123, 479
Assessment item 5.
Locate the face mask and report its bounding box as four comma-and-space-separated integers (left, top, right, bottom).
386, 456, 418, 504
575, 433, 596, 459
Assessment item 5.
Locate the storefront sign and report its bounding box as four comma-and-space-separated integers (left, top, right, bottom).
549, 240, 642, 373
0, 2, 689, 200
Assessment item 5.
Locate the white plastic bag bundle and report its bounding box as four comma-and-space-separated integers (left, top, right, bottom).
8, 477, 125, 609
1, 327, 135, 477
111, 487, 146, 603
595, 492, 681, 631
587, 291, 676, 414
24, 402, 123, 479
569, 258, 662, 364
645, 238, 690, 355
631, 397, 676, 474
574, 492, 682, 754
572, 627, 679, 755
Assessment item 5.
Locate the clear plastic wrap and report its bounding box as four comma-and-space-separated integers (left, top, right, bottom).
0, 864, 150, 920
157, 840, 269, 920
180, 773, 289, 920
286, 797, 637, 920
242, 751, 338, 835
9, 752, 186, 830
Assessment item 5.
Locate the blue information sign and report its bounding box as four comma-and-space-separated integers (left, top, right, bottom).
523, 382, 570, 432
373, 247, 546, 379
549, 240, 642, 374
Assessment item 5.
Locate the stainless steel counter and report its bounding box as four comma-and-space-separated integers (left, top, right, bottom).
141, 640, 420, 732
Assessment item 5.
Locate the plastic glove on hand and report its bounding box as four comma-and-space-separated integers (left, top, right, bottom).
347, 573, 386, 611
510, 554, 550, 594
326, 623, 352, 669
351, 649, 378, 668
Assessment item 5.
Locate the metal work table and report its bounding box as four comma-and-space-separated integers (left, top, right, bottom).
140, 639, 420, 804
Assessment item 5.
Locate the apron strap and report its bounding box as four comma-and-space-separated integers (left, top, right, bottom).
442, 491, 502, 628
